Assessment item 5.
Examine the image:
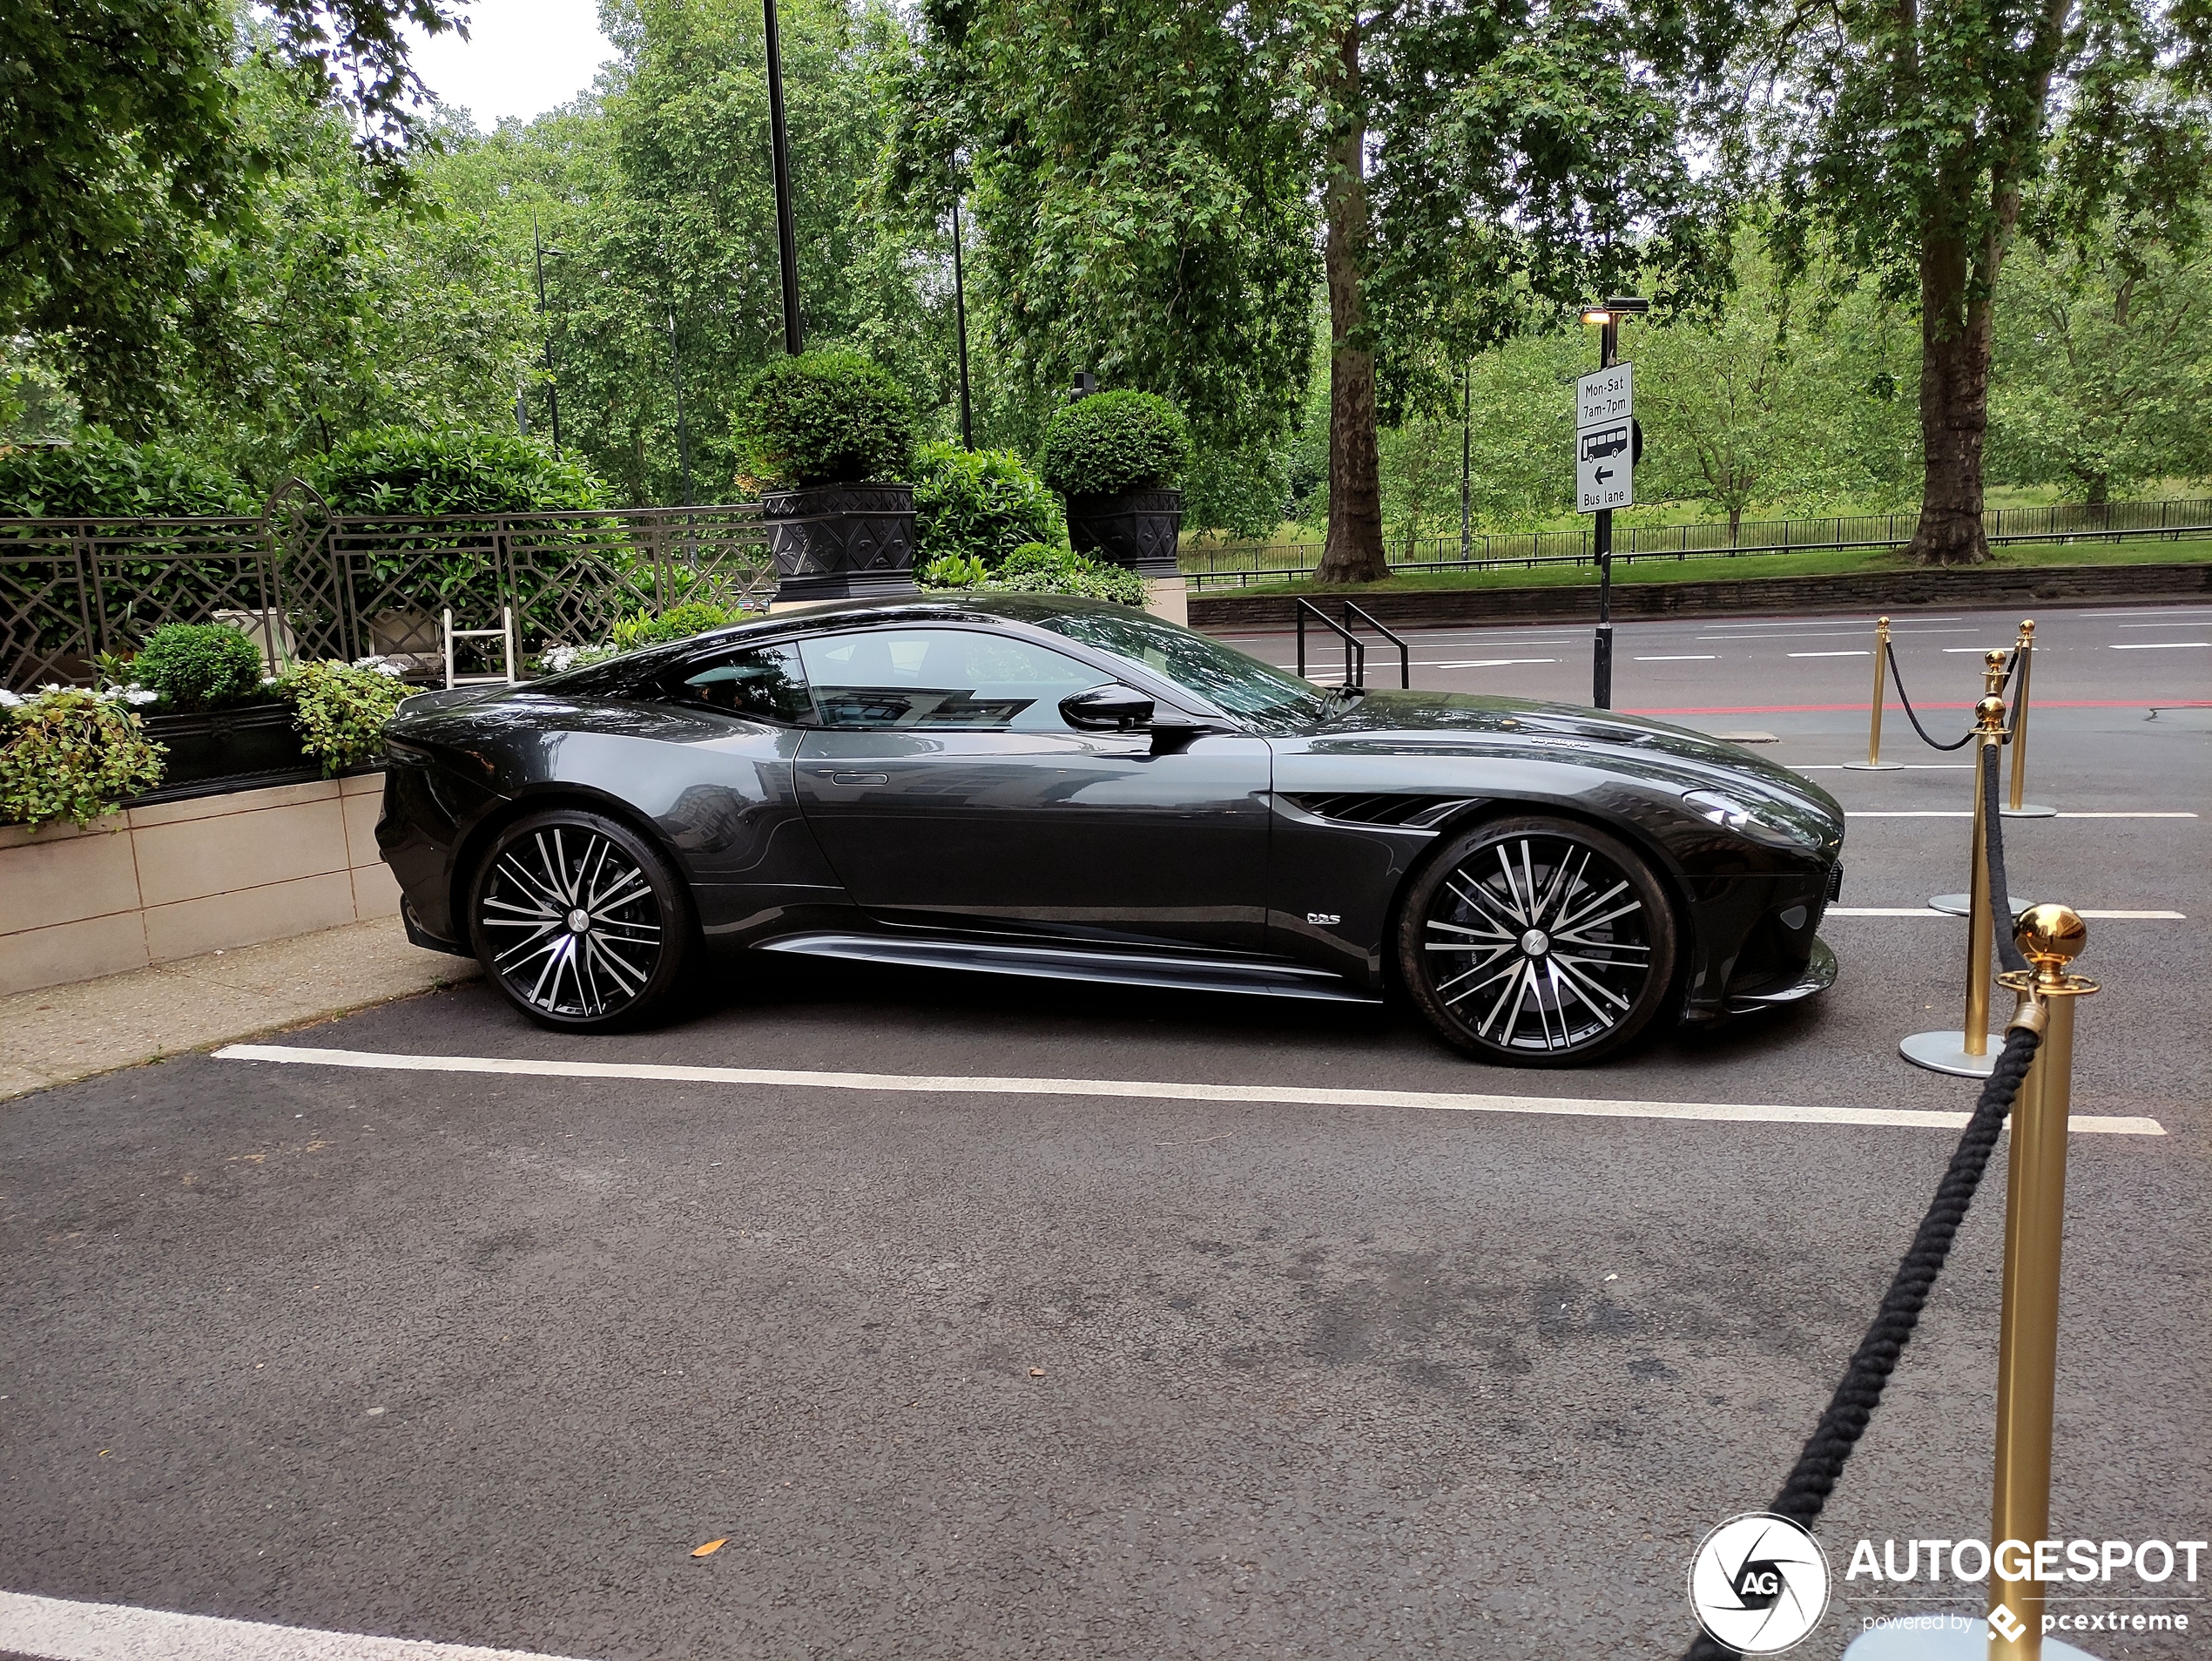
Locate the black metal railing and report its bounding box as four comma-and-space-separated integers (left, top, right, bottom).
2, 498, 774, 690
1182, 496, 2212, 591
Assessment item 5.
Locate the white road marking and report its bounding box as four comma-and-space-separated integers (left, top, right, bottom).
212, 1044, 2165, 1136
1700, 627, 1977, 641
1943, 645, 2013, 652
2080, 606, 2212, 618
1429, 657, 1561, 669
1846, 811, 2198, 819
0, 1590, 597, 1661
1636, 654, 1718, 661
1789, 650, 1870, 658
2109, 641, 2208, 650
2117, 620, 2211, 627
1797, 764, 1973, 771
1827, 907, 2186, 919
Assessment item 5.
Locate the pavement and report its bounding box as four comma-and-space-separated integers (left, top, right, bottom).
1, 600, 2206, 1661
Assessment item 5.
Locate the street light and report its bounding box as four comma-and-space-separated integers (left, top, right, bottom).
950, 165, 973, 450
1580, 294, 1648, 708
533, 213, 566, 455
764, 0, 802, 355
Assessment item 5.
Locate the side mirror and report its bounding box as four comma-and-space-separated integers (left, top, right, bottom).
1060, 682, 1155, 731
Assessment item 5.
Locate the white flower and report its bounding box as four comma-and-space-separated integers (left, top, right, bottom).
0, 688, 23, 708
123, 685, 158, 706
351, 655, 408, 679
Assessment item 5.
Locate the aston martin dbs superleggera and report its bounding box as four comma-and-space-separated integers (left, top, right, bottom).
375, 593, 1843, 1065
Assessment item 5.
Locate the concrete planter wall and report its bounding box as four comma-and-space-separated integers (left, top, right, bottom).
1, 773, 397, 996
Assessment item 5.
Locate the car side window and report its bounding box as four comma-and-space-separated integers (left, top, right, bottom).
669, 643, 814, 724
796, 628, 1108, 731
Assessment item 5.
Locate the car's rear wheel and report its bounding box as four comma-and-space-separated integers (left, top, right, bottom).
1398, 814, 1677, 1067
469, 808, 691, 1030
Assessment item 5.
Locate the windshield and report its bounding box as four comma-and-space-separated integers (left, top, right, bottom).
1035, 609, 1331, 728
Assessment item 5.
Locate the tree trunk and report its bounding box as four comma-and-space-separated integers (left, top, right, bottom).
1908, 232, 1996, 565
1312, 17, 1387, 587
1727, 503, 1743, 544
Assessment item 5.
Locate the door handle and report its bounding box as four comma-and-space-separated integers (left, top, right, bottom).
830, 772, 888, 786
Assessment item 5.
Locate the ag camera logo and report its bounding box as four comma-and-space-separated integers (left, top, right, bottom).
1689, 1513, 1831, 1654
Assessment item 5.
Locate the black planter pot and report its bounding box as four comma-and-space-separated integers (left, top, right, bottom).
139, 702, 311, 800
761, 482, 917, 604
1066, 487, 1184, 578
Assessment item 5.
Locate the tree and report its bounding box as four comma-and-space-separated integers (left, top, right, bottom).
1744, 0, 2212, 562
0, 0, 465, 434
896, 0, 1724, 584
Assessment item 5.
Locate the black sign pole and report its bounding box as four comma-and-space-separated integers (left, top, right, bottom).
1593, 314, 1618, 709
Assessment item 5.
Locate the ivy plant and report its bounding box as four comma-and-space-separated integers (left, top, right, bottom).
279, 661, 410, 775
0, 687, 166, 827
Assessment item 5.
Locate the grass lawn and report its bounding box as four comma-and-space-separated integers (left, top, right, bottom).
1190, 537, 2212, 599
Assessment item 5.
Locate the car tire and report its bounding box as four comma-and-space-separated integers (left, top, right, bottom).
1398, 814, 1678, 1067
468, 807, 693, 1031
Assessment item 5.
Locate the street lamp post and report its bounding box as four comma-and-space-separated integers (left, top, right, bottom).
1579, 295, 1647, 709
668, 307, 693, 508
951, 182, 974, 450
763, 0, 803, 356
532, 213, 563, 455
1460, 363, 1471, 565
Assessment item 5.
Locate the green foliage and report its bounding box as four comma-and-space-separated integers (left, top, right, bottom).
610, 602, 753, 652
989, 544, 1148, 605
278, 661, 409, 775
911, 442, 1055, 564
0, 431, 252, 518
312, 427, 606, 517
916, 552, 989, 588
1039, 392, 1192, 497
732, 350, 917, 488
132, 624, 270, 712
0, 688, 166, 827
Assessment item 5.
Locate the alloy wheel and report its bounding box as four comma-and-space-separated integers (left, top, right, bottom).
477, 824, 666, 1021
1417, 829, 1660, 1057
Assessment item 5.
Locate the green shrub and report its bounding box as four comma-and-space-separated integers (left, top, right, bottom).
0, 688, 166, 827
610, 602, 754, 652
311, 428, 607, 517
1038, 390, 1192, 497
912, 442, 1055, 566
988, 544, 1149, 607
279, 662, 410, 775
132, 623, 270, 712
0, 431, 253, 519
732, 350, 917, 489
916, 552, 989, 590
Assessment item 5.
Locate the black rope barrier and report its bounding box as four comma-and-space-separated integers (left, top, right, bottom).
1683, 741, 2039, 1659
1882, 638, 2017, 752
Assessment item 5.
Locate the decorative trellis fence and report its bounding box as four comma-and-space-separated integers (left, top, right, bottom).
1, 482, 775, 691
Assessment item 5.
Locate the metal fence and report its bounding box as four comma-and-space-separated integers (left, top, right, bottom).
1178, 496, 2212, 590
2, 493, 774, 691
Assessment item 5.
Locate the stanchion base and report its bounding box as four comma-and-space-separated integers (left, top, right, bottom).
1928, 893, 2046, 917
1899, 1029, 2004, 1077
1843, 760, 1907, 771
2000, 802, 2058, 818
1843, 1623, 2101, 1659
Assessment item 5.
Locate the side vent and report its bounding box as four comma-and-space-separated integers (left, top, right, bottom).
1284, 793, 1478, 828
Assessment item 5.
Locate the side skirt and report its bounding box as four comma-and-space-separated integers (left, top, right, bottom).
756, 932, 1382, 1004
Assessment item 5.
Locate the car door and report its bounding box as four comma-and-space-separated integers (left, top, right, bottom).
789, 624, 1271, 950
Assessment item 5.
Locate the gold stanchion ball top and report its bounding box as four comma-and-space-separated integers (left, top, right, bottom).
2016, 903, 2087, 970
1975, 693, 2008, 729
2020, 618, 2036, 637
1985, 647, 2008, 671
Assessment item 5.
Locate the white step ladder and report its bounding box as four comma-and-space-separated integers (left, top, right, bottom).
442, 606, 516, 688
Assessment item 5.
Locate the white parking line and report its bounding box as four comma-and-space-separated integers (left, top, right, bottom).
1789, 650, 1869, 658
2110, 641, 2209, 650
1430, 657, 1561, 668
212, 1044, 2166, 1135
0, 1590, 596, 1661
1846, 811, 2198, 819
1827, 907, 2186, 919
1797, 764, 1974, 770
1636, 654, 1718, 661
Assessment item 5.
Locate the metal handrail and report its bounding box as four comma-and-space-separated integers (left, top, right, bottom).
1294, 598, 1366, 686
1342, 602, 1410, 688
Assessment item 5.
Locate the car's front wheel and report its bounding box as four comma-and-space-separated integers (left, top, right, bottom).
1399, 814, 1677, 1067
469, 808, 691, 1030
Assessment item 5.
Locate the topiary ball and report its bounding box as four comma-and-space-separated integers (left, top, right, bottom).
732, 351, 918, 490
132, 624, 268, 712
1039, 390, 1191, 498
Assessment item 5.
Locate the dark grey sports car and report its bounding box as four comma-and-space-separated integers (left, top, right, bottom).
376, 593, 1842, 1065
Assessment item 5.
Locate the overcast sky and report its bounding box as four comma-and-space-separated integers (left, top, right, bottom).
408, 0, 618, 127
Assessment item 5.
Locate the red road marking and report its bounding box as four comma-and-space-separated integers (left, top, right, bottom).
1621, 699, 2212, 714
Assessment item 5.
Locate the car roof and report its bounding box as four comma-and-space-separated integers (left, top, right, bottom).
705, 590, 1129, 644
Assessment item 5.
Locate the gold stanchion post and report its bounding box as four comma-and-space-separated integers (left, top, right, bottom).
1985, 906, 2098, 1658
2003, 619, 2057, 818
1845, 616, 1905, 770
1902, 655, 2012, 1076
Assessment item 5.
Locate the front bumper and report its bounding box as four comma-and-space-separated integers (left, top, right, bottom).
1725, 935, 1838, 1014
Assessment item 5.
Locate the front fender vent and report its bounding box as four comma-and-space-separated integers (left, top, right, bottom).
1283, 793, 1478, 828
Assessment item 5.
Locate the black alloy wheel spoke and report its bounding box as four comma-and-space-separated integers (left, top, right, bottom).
482, 826, 664, 1021
1423, 833, 1653, 1055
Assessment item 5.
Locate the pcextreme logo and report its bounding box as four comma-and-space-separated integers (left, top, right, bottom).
1688, 1514, 1831, 1655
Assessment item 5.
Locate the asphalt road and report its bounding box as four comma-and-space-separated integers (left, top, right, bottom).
3, 601, 2207, 1661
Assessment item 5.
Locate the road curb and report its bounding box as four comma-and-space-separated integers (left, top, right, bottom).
1186, 558, 2212, 631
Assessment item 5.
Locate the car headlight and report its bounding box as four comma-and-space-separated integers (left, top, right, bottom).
1683, 788, 1820, 851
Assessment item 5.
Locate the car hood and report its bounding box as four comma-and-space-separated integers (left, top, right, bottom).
1305, 689, 1843, 824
